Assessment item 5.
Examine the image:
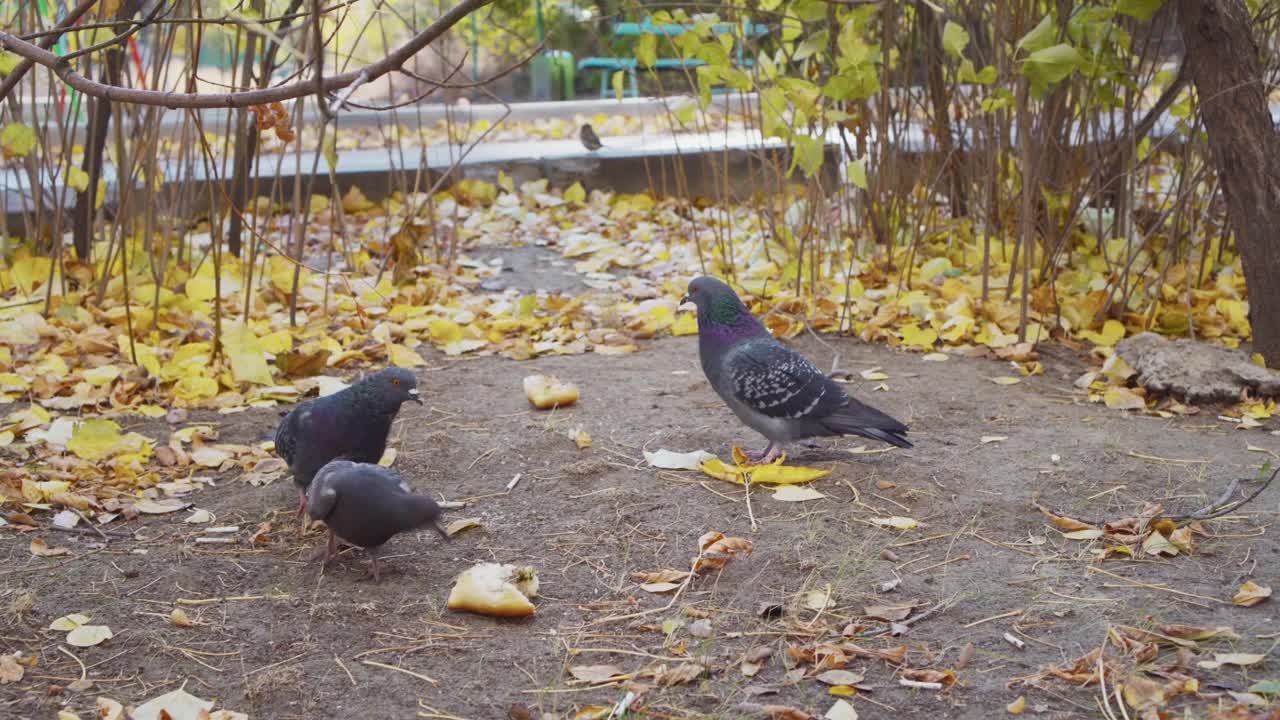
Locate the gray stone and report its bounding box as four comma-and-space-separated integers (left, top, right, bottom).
1115, 331, 1280, 403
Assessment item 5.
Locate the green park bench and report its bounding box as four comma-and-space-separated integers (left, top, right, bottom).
577, 17, 768, 99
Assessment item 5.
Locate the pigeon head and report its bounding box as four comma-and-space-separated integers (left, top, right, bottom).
683, 276, 756, 324
357, 367, 422, 411
412, 496, 451, 540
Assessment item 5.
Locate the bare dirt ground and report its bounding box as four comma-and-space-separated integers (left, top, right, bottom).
2, 334, 1278, 720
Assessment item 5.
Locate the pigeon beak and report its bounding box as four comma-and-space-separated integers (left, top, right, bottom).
408, 387, 423, 405
678, 294, 694, 311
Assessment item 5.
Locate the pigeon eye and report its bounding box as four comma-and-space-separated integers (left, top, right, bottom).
392, 378, 401, 385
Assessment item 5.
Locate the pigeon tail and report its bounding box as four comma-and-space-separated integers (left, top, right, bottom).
820, 402, 913, 449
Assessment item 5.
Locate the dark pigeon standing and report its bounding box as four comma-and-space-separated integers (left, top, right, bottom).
579, 123, 603, 151
682, 276, 912, 463
306, 460, 449, 582
274, 367, 422, 519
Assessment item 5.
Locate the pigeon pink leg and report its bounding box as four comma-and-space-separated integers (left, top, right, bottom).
742, 442, 783, 465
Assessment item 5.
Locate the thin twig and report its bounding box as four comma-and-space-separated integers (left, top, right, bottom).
362, 660, 438, 685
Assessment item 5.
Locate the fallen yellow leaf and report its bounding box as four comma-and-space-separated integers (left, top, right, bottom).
1233, 580, 1272, 607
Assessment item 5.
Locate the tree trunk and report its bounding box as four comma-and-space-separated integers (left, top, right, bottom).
70, 0, 143, 260
1176, 0, 1280, 366
72, 53, 124, 260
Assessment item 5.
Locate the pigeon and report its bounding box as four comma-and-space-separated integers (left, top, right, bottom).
682, 276, 912, 463
579, 123, 603, 151
274, 367, 422, 517
306, 460, 449, 582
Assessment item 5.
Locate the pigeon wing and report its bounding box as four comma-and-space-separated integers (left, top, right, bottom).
726, 339, 846, 421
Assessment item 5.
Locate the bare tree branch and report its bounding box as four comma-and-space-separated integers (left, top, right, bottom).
0, 0, 100, 103
0, 0, 494, 109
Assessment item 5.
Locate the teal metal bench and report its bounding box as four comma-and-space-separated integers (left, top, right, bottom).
578, 17, 768, 99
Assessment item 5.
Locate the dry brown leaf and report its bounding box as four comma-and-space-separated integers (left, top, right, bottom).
1158, 624, 1239, 642
656, 662, 705, 686
862, 603, 914, 622
693, 531, 753, 573
842, 643, 907, 664
444, 518, 482, 537
901, 668, 956, 686
568, 664, 624, 683
30, 537, 69, 557
1006, 696, 1025, 715
631, 569, 691, 584
1121, 673, 1168, 710
1233, 580, 1272, 607
249, 522, 272, 545
788, 643, 854, 671
815, 669, 865, 686
1036, 505, 1095, 532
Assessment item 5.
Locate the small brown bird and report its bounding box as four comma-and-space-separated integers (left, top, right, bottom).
579, 123, 603, 151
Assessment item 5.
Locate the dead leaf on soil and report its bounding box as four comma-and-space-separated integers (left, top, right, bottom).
1198, 652, 1268, 670
1158, 624, 1239, 642
131, 688, 213, 720
1036, 505, 1097, 532
868, 516, 918, 530
243, 457, 287, 486
568, 664, 624, 683
30, 537, 68, 556
135, 498, 189, 515
823, 699, 858, 720
657, 662, 705, 686
815, 669, 865, 686
802, 586, 835, 611
701, 455, 832, 485
66, 624, 112, 647
1121, 673, 1168, 710
692, 531, 752, 573
772, 485, 826, 502
632, 569, 690, 584
445, 518, 482, 537
862, 603, 914, 622
902, 668, 957, 686
49, 613, 90, 631
1233, 581, 1272, 607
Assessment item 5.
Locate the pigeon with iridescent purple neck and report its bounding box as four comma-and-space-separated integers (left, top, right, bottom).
682, 276, 911, 463
274, 367, 422, 518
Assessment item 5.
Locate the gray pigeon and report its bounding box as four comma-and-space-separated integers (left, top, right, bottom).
306, 460, 448, 582
274, 367, 421, 516
682, 276, 911, 463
